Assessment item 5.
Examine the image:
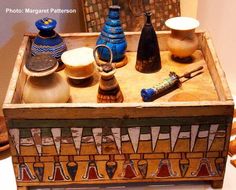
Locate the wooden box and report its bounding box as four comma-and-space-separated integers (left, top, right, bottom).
2, 31, 234, 189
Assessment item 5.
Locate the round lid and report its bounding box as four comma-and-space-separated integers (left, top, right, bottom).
35, 18, 57, 31
109, 5, 121, 10
165, 17, 200, 31
101, 63, 113, 73
24, 54, 58, 77
61, 47, 94, 67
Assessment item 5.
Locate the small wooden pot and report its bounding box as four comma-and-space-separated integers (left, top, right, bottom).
93, 45, 124, 103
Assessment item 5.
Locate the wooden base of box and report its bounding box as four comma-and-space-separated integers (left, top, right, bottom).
16, 180, 224, 190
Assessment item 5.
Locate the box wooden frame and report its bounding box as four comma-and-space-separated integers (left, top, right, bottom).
3, 31, 234, 190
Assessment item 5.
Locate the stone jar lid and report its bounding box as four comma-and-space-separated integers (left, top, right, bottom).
24, 54, 58, 77
165, 17, 200, 31
35, 17, 57, 31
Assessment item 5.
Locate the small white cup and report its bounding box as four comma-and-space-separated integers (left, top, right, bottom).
61, 47, 95, 79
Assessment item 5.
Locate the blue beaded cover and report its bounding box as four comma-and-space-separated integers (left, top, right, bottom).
31, 18, 67, 60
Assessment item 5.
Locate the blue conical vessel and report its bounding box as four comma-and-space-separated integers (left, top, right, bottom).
96, 6, 127, 63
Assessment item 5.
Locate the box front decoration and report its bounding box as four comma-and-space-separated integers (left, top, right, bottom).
8, 115, 231, 186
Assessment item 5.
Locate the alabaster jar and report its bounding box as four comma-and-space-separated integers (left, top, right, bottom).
61, 47, 95, 79
23, 55, 70, 103
165, 17, 200, 59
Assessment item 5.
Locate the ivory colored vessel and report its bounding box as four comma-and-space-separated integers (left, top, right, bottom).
61, 47, 95, 79
165, 17, 200, 59
23, 55, 70, 103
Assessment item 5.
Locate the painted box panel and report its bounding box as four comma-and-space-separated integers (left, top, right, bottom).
8, 116, 231, 186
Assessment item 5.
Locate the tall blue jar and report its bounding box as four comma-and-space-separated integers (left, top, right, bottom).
96, 6, 127, 66
31, 18, 67, 69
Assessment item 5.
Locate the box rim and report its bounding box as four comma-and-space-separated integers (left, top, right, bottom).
3, 31, 234, 109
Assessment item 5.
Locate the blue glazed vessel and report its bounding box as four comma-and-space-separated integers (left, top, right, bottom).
31, 18, 67, 68
96, 6, 127, 63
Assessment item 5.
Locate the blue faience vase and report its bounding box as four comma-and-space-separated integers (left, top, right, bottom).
31, 18, 67, 69
96, 6, 127, 64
